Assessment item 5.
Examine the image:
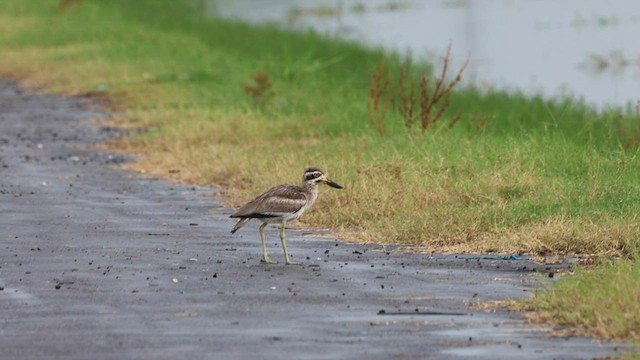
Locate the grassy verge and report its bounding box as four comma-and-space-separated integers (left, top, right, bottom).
529, 259, 640, 341
1, 0, 639, 343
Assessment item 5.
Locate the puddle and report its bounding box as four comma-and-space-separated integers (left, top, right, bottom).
441, 344, 506, 357
1, 287, 41, 306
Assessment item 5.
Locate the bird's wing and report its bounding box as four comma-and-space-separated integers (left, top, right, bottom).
231, 185, 307, 218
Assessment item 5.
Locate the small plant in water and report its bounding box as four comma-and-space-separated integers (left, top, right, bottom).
244, 72, 274, 107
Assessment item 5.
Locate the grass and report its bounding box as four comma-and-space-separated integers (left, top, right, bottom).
529, 259, 640, 342
1, 0, 639, 343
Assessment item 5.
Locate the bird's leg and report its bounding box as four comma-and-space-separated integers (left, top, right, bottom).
259, 223, 276, 264
280, 222, 301, 265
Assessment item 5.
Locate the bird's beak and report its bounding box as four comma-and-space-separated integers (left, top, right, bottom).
323, 177, 343, 189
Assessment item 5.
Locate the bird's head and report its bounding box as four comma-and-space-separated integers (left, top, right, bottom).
302, 167, 343, 189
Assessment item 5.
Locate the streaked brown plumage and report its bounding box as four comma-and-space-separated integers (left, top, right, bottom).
230, 167, 343, 265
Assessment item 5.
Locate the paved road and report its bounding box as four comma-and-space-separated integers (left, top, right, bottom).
0, 81, 626, 359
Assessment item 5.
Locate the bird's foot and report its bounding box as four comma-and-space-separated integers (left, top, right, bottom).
285, 260, 302, 266
261, 257, 277, 265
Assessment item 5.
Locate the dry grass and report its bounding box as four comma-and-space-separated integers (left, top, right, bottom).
106, 108, 640, 257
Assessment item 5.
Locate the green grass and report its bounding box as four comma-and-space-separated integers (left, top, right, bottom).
531, 259, 640, 341
1, 0, 640, 342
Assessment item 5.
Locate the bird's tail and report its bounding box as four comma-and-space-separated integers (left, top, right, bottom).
230, 218, 249, 234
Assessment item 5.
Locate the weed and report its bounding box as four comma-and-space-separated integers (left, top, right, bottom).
466, 115, 490, 133
615, 108, 640, 149
412, 44, 468, 131
367, 58, 391, 136
397, 61, 417, 128
244, 72, 274, 107
370, 44, 469, 135
58, 0, 82, 11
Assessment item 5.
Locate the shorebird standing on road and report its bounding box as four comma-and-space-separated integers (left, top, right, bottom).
230, 167, 343, 265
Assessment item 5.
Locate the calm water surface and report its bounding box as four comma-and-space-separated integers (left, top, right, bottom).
208, 0, 640, 111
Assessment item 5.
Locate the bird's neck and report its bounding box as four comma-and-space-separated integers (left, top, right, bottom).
302, 182, 319, 201
302, 181, 317, 191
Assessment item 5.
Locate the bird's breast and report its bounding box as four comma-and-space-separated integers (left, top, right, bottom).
289, 188, 318, 221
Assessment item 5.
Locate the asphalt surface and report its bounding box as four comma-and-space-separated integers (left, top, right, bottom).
0, 81, 628, 359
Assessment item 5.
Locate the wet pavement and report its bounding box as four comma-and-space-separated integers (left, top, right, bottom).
0, 81, 627, 359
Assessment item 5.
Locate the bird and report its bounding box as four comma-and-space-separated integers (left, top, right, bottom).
230, 167, 343, 265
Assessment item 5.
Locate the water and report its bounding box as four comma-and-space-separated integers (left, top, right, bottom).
206, 0, 640, 111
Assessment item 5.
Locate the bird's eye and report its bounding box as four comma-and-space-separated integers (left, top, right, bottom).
305, 172, 322, 181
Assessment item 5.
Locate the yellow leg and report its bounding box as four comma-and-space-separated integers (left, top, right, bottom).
259, 223, 276, 264
280, 222, 300, 265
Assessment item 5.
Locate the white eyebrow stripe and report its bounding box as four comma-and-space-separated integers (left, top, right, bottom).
306, 171, 322, 177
